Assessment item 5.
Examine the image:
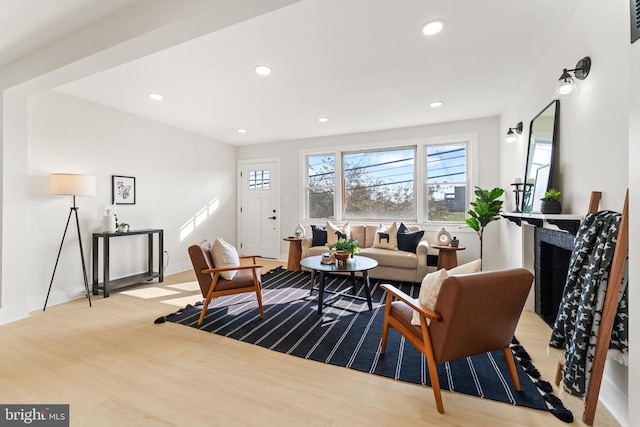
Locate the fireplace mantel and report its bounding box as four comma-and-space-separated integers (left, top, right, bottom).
502, 212, 583, 234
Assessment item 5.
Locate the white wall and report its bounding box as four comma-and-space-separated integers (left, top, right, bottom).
500, 1, 630, 424
237, 116, 503, 270
627, 20, 640, 427
25, 91, 237, 309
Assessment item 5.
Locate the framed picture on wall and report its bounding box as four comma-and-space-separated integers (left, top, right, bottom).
531, 164, 550, 213
112, 175, 136, 204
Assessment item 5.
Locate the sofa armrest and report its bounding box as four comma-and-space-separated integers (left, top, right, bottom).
415, 239, 429, 280
300, 237, 313, 258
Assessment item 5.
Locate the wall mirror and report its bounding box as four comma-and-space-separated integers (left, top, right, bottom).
522, 100, 559, 212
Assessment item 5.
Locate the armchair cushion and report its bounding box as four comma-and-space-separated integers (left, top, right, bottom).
411, 259, 482, 326
210, 238, 240, 280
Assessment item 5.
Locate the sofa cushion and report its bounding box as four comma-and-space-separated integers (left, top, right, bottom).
327, 221, 350, 246
210, 238, 240, 280
310, 225, 327, 246
397, 222, 425, 253
365, 224, 378, 248
349, 225, 366, 248
411, 259, 482, 326
359, 248, 416, 269
372, 222, 398, 250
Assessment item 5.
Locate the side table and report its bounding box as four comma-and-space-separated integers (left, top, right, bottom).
283, 237, 303, 271
431, 245, 466, 270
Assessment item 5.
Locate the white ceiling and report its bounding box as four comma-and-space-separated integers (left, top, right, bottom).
2, 0, 584, 145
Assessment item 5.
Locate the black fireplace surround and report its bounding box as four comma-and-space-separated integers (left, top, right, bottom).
534, 227, 574, 327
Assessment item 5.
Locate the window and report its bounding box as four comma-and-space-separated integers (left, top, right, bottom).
306, 154, 335, 219
343, 147, 415, 220
425, 143, 467, 222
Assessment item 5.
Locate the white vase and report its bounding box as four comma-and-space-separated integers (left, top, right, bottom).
102, 209, 116, 233
435, 227, 451, 245
294, 223, 306, 238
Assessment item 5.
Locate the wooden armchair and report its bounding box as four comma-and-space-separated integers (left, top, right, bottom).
188, 239, 264, 325
381, 268, 533, 413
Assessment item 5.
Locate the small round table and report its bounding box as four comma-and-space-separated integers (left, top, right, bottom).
431, 245, 466, 270
300, 255, 378, 314
283, 237, 303, 271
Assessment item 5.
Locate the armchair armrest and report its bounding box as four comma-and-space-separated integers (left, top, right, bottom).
202, 264, 263, 274
381, 283, 441, 322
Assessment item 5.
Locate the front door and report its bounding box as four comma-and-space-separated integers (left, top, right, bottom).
239, 160, 280, 258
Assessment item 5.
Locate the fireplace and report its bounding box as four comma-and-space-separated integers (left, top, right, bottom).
534, 227, 574, 327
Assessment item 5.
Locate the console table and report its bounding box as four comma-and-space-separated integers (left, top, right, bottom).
92, 229, 164, 297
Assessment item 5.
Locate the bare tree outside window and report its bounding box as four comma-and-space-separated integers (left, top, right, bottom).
426, 143, 467, 222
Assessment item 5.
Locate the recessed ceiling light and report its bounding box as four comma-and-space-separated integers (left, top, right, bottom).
429, 101, 444, 108
148, 93, 164, 101
254, 65, 272, 76
421, 19, 446, 36
318, 117, 329, 122
237, 129, 247, 133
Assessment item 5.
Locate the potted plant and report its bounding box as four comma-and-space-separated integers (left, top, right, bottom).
328, 237, 360, 259
466, 186, 505, 264
540, 189, 561, 214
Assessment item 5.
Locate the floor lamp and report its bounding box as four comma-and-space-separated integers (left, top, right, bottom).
43, 173, 96, 311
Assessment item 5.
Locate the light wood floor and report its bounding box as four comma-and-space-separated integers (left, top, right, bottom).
0, 260, 619, 427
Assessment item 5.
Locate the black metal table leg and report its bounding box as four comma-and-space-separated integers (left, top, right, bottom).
362, 271, 373, 310
309, 270, 316, 295
318, 271, 325, 314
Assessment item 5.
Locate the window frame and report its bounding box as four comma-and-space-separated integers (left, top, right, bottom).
302, 134, 476, 225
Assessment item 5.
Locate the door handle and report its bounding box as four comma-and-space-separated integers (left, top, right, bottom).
268, 216, 276, 220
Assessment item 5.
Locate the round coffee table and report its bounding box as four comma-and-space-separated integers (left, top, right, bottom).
300, 255, 378, 314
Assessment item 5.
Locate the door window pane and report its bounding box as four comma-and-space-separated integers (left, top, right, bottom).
248, 170, 270, 190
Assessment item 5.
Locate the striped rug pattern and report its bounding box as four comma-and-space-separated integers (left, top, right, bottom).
161, 267, 549, 412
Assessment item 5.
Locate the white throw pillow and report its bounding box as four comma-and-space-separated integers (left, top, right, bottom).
326, 221, 350, 247
372, 222, 398, 250
210, 238, 240, 280
411, 259, 482, 326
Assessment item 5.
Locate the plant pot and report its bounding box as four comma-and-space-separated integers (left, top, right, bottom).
334, 251, 351, 265
540, 200, 561, 214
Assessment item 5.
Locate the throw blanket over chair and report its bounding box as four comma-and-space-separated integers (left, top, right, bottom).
380, 268, 533, 414
188, 239, 264, 325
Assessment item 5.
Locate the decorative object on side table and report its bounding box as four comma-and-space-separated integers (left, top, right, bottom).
540, 188, 561, 214
435, 227, 451, 245
294, 223, 306, 238
466, 186, 504, 265
102, 208, 116, 233
450, 236, 459, 247
118, 223, 130, 233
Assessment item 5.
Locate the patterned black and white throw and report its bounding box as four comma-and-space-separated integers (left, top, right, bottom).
157, 267, 572, 421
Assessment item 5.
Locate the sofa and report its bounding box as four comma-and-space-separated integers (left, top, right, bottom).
301, 222, 432, 283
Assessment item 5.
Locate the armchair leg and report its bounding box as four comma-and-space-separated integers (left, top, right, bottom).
380, 292, 393, 354
503, 347, 521, 391
253, 270, 264, 318
198, 293, 214, 325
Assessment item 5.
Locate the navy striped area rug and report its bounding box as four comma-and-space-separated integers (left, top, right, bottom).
158, 267, 571, 420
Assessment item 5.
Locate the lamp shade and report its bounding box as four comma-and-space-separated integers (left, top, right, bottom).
51, 174, 96, 197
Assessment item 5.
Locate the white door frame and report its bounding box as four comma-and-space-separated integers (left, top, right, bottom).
237, 157, 281, 258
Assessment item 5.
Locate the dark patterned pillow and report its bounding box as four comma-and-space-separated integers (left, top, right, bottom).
397, 222, 425, 253
311, 225, 328, 246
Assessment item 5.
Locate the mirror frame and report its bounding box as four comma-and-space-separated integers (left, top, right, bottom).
522, 100, 559, 212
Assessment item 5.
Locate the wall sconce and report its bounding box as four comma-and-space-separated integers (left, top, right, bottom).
505, 122, 523, 144
552, 56, 591, 100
